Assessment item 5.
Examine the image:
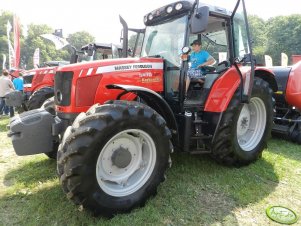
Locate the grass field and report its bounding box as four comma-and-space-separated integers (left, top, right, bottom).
0, 116, 300, 226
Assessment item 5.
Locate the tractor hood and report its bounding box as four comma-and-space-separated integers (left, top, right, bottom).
54, 57, 165, 114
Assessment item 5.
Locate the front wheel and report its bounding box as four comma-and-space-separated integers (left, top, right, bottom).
28, 87, 54, 110
211, 78, 274, 166
41, 97, 58, 159
57, 101, 172, 216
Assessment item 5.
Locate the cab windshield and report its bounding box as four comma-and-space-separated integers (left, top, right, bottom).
141, 16, 187, 67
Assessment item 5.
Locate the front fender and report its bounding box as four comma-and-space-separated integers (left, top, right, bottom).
107, 84, 178, 140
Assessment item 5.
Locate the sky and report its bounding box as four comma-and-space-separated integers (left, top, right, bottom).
1, 0, 300, 44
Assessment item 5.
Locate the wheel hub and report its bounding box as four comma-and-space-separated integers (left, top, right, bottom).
96, 129, 157, 197
111, 147, 132, 168
237, 105, 251, 137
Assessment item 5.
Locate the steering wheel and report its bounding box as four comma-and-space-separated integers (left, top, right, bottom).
200, 65, 216, 73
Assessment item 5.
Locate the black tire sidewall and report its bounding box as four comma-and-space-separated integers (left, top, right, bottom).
28, 87, 54, 110
71, 112, 169, 212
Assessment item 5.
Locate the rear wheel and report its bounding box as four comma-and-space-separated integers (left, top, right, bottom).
211, 78, 274, 166
28, 87, 54, 110
57, 101, 172, 216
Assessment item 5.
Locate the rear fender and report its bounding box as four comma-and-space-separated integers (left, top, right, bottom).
204, 67, 277, 113
254, 68, 278, 92
107, 84, 178, 142
204, 67, 240, 112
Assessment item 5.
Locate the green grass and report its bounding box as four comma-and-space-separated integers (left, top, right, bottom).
0, 116, 301, 225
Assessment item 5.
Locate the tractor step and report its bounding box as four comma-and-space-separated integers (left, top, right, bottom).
193, 120, 208, 124
272, 124, 289, 135
184, 99, 204, 110
191, 135, 212, 140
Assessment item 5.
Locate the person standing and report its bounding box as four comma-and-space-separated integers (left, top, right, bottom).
0, 69, 15, 117
13, 73, 24, 92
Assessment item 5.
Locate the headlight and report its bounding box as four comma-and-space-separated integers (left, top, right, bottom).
56, 91, 63, 102
175, 3, 183, 10
166, 6, 173, 14
148, 14, 153, 20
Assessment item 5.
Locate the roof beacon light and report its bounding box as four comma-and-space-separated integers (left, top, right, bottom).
166, 6, 173, 14
175, 3, 183, 10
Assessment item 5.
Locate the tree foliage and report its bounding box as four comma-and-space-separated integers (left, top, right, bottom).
22, 24, 70, 68
265, 15, 301, 65
248, 14, 301, 65
67, 31, 95, 50
0, 11, 96, 70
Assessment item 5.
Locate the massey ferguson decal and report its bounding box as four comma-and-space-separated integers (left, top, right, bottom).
96, 62, 163, 74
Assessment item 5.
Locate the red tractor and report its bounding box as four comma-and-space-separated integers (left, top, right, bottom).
23, 63, 67, 110
20, 43, 122, 110
8, 0, 277, 216
270, 61, 301, 144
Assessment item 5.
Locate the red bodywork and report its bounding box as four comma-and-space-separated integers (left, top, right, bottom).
56, 58, 164, 113
24, 67, 56, 93
57, 58, 277, 114
204, 66, 274, 112
205, 67, 241, 112
286, 61, 301, 110
292, 55, 301, 64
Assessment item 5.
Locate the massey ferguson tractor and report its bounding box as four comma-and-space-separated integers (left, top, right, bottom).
23, 63, 67, 110
270, 61, 301, 144
8, 0, 277, 216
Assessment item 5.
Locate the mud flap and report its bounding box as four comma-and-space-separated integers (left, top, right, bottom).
8, 109, 56, 156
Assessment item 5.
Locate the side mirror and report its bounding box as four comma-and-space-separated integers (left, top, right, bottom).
87, 44, 95, 57
182, 46, 191, 54
190, 6, 209, 34
181, 46, 191, 61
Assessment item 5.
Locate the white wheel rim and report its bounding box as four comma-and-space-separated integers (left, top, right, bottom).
96, 129, 156, 197
237, 97, 266, 152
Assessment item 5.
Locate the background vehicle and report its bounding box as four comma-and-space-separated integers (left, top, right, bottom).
8, 0, 277, 216
270, 61, 301, 144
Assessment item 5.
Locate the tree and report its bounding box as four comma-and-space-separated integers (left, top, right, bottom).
22, 24, 69, 69
67, 31, 95, 50
248, 15, 267, 65
266, 15, 301, 65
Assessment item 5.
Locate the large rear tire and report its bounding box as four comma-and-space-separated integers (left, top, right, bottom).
57, 101, 172, 216
211, 78, 274, 166
28, 87, 54, 110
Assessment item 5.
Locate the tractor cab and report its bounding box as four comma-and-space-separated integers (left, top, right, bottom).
80, 43, 122, 61
139, 0, 253, 112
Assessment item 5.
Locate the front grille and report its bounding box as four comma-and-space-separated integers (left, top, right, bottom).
23, 74, 34, 84
54, 71, 73, 106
